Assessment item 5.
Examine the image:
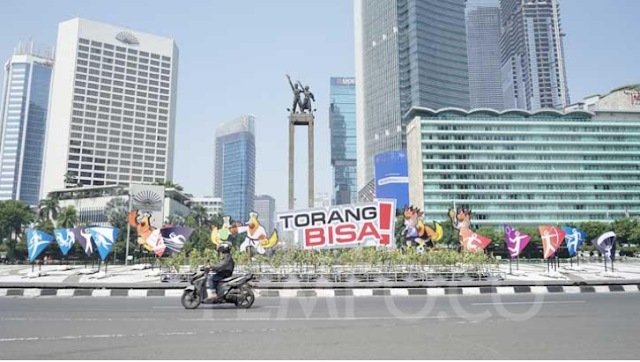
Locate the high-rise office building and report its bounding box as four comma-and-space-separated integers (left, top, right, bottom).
500, 0, 569, 110
466, 0, 504, 110
254, 194, 276, 234
329, 77, 357, 205
40, 18, 179, 198
0, 42, 54, 205
213, 115, 255, 222
354, 0, 469, 199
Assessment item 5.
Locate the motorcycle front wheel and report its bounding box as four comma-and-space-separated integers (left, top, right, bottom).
234, 286, 255, 309
181, 290, 202, 309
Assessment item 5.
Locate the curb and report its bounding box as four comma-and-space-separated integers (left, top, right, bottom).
1, 284, 639, 298
2, 278, 640, 290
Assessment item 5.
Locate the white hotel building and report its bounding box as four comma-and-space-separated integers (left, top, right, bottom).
41, 18, 179, 198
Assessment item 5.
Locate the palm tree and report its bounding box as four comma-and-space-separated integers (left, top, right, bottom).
56, 206, 78, 229
190, 205, 209, 228
153, 180, 183, 191
38, 194, 60, 221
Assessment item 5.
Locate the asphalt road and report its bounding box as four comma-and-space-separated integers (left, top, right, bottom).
0, 293, 638, 359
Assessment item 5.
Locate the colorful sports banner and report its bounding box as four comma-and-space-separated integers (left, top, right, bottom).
561, 227, 587, 257
539, 226, 566, 259
592, 231, 617, 261
459, 228, 492, 253
89, 227, 119, 261
54, 229, 76, 256
73, 228, 94, 257
504, 225, 531, 259
26, 229, 54, 262
161, 227, 193, 255
277, 199, 396, 249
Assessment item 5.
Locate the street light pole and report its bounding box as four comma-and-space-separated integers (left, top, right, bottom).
125, 185, 132, 266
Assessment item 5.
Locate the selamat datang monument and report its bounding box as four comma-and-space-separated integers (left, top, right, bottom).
286, 74, 316, 210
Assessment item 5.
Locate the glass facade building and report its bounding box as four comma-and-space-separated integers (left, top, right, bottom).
213, 115, 255, 222
465, 0, 503, 110
330, 77, 357, 205
355, 0, 469, 199
254, 194, 276, 234
500, 0, 569, 110
406, 95, 640, 226
0, 42, 54, 205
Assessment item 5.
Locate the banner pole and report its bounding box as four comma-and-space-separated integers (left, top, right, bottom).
516, 255, 519, 271
125, 185, 132, 266
509, 258, 512, 274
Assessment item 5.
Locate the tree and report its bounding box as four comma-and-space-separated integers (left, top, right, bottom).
579, 221, 611, 242
0, 200, 35, 259
611, 219, 639, 245
56, 206, 78, 229
64, 172, 80, 188
105, 198, 128, 230
190, 205, 209, 228
38, 194, 60, 221
153, 180, 183, 191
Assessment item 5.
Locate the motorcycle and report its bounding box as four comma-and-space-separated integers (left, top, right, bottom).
181, 265, 255, 309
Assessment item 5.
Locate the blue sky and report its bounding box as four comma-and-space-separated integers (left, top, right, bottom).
0, 0, 638, 211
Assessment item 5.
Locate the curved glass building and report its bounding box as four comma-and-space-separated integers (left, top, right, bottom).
407, 86, 640, 226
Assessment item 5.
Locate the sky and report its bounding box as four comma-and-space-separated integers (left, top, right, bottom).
0, 0, 638, 212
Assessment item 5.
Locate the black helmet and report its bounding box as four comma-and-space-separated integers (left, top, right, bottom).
217, 243, 231, 254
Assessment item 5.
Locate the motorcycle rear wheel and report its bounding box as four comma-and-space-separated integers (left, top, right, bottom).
234, 286, 255, 309
181, 290, 202, 309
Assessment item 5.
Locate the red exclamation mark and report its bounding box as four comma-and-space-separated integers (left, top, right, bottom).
378, 202, 393, 245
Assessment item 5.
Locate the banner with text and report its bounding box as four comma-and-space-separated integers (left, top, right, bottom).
277, 200, 396, 249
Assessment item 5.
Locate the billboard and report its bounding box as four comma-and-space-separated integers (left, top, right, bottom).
277, 200, 396, 250
375, 150, 409, 209
131, 184, 165, 229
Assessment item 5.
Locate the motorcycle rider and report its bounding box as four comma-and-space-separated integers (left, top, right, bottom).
206, 242, 235, 301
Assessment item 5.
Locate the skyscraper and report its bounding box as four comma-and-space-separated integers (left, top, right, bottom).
0, 42, 54, 205
254, 194, 275, 234
213, 115, 255, 222
329, 77, 357, 205
40, 18, 179, 197
466, 0, 504, 110
354, 0, 469, 198
500, 0, 570, 110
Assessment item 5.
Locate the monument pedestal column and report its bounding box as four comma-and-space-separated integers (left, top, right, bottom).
288, 113, 315, 210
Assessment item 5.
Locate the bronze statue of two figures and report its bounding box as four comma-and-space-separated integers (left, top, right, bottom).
287, 74, 315, 114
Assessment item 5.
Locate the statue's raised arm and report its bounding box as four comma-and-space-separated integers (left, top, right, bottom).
286, 74, 295, 91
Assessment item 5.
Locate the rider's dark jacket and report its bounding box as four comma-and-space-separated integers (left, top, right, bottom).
211, 253, 234, 277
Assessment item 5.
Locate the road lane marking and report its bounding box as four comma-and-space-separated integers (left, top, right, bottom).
178, 316, 459, 322
472, 300, 586, 306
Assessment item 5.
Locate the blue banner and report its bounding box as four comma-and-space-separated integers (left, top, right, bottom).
561, 226, 587, 257
89, 227, 119, 261
73, 228, 94, 257
26, 229, 54, 262
374, 150, 409, 209
54, 229, 76, 256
